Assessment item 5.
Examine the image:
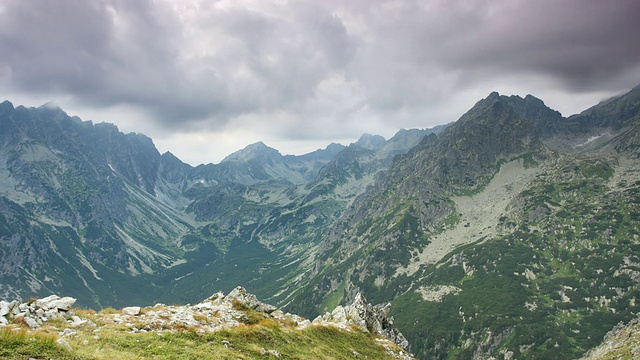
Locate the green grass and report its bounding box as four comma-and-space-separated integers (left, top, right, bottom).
0, 327, 85, 360
320, 278, 346, 313
0, 312, 402, 360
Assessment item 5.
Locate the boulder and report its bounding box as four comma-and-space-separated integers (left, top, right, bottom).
50, 297, 76, 311
122, 306, 142, 316
23, 316, 40, 329
0, 301, 11, 316
56, 338, 73, 352
35, 295, 76, 311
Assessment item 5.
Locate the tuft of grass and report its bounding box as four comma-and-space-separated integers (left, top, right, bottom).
0, 316, 401, 360
99, 307, 118, 315
0, 327, 85, 360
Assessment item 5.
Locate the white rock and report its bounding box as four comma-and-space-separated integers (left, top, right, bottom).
267, 349, 281, 357
56, 338, 73, 352
35, 295, 61, 310
0, 301, 11, 316
69, 315, 86, 327
122, 306, 142, 316
59, 328, 77, 337
50, 297, 76, 311
24, 316, 40, 329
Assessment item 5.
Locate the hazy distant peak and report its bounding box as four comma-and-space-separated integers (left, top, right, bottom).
354, 133, 386, 150
487, 91, 501, 100
38, 101, 65, 113
0, 100, 14, 112
325, 142, 346, 153
221, 141, 282, 163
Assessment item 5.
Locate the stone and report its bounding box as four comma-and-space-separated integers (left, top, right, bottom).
0, 301, 11, 316
267, 349, 281, 357
206, 292, 225, 302
69, 316, 86, 327
122, 306, 142, 316
34, 295, 76, 311
56, 338, 73, 352
34, 295, 61, 310
0, 315, 7, 326
59, 328, 77, 337
11, 302, 21, 315
50, 297, 76, 311
23, 316, 40, 329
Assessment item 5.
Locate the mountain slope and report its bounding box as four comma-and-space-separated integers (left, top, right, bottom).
2, 86, 640, 359
0, 99, 438, 312
283, 88, 640, 358
0, 102, 195, 306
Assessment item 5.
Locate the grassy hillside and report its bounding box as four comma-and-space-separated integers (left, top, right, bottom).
0, 289, 413, 360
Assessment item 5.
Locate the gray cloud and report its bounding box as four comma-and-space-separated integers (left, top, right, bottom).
337, 0, 640, 111
1, 0, 640, 164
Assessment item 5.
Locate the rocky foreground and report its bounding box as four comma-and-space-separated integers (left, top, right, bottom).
581, 316, 640, 360
0, 287, 413, 359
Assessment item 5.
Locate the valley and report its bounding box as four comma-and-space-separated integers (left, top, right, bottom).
1, 85, 639, 359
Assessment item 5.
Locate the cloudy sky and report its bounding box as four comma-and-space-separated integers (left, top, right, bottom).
1, 0, 639, 165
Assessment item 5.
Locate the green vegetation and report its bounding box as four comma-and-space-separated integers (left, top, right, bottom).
0, 315, 397, 360
391, 155, 640, 359
0, 327, 84, 360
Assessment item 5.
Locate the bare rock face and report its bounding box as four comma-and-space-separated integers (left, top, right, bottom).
226, 286, 277, 314
313, 293, 410, 351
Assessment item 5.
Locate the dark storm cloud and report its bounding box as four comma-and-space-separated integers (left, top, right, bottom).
336, 0, 640, 117
0, 0, 360, 129
0, 0, 204, 122
1, 0, 639, 144
429, 0, 640, 91
0, 1, 112, 93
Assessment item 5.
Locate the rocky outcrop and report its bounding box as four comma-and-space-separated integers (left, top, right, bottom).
313, 293, 410, 352
225, 286, 277, 313
1, 288, 414, 359
581, 316, 640, 359
92, 286, 308, 334
0, 295, 79, 329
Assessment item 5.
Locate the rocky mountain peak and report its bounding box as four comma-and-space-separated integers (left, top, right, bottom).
324, 142, 346, 155
487, 91, 501, 100
458, 90, 562, 140
221, 141, 282, 163
0, 100, 14, 112
354, 133, 386, 150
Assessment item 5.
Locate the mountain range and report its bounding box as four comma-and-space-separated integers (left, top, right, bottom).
1, 85, 639, 359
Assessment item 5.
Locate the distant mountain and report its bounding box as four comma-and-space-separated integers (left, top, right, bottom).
0, 100, 436, 309
1, 86, 639, 359
354, 133, 386, 150
0, 101, 192, 306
